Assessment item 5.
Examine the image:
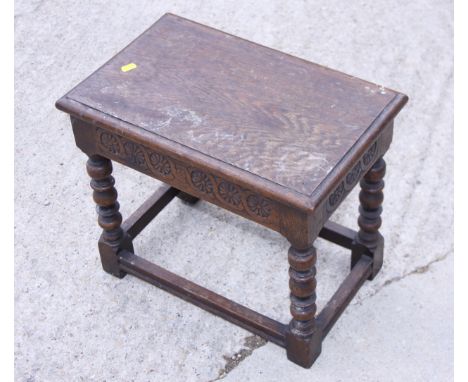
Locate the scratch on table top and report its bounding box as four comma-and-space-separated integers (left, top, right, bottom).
364, 84, 387, 96
140, 106, 203, 132
164, 106, 202, 127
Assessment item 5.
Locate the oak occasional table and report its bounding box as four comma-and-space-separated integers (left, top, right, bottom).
56, 13, 408, 368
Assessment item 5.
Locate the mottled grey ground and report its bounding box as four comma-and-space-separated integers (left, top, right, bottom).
15, 1, 453, 381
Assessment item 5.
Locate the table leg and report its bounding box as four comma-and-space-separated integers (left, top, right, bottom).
177, 191, 200, 205
86, 155, 133, 278
285, 245, 322, 368
351, 157, 386, 280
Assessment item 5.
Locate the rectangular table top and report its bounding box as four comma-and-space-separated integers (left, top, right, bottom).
57, 13, 407, 207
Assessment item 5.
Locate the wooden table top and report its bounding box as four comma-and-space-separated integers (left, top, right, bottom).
57, 13, 407, 208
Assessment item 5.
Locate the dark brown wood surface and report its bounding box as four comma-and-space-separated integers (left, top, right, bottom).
57, 13, 407, 201
56, 13, 409, 368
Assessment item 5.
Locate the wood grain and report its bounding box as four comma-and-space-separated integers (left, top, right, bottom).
61, 13, 402, 196
55, 13, 409, 369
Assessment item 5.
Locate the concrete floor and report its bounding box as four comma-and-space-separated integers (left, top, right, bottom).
15, 1, 453, 381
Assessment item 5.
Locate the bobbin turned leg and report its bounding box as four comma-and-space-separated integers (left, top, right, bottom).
285, 245, 322, 368
351, 157, 386, 280
86, 155, 133, 278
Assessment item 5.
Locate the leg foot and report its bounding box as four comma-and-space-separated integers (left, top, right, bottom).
177, 191, 200, 205
286, 328, 322, 368
98, 233, 133, 278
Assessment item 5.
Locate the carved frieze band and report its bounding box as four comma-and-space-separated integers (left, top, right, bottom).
97, 128, 273, 219
326, 141, 378, 213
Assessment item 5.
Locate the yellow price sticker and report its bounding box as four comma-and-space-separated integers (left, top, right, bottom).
121, 63, 137, 72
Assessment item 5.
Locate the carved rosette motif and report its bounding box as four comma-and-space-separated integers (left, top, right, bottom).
99, 130, 172, 177
96, 128, 274, 220
246, 194, 272, 217
326, 141, 378, 212
191, 170, 214, 194
149, 153, 171, 176
187, 168, 272, 218
123, 141, 147, 169
345, 162, 362, 186
327, 183, 344, 208
99, 132, 120, 155
218, 181, 241, 206
362, 142, 378, 166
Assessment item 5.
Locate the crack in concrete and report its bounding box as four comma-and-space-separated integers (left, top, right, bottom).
353, 249, 452, 305
208, 250, 451, 381
208, 335, 267, 381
